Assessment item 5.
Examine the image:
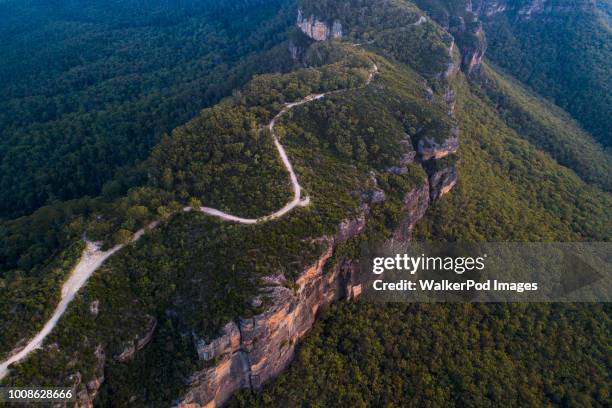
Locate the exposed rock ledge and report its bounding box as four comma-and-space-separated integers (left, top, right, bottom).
74, 318, 157, 406
177, 166, 456, 408
417, 134, 459, 161
113, 316, 157, 363
297, 9, 342, 41
470, 0, 595, 19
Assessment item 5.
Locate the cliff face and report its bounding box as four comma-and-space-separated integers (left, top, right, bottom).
455, 0, 596, 73
297, 9, 342, 41
179, 223, 362, 408
427, 162, 458, 201
74, 345, 105, 408
468, 0, 507, 17
419, 0, 595, 77
178, 173, 456, 408
74, 316, 157, 406
392, 183, 431, 242
113, 316, 157, 363
417, 134, 459, 161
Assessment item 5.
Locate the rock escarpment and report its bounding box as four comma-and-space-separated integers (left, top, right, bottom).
178, 66, 458, 406
300, 3, 462, 195
418, 0, 597, 77
113, 316, 157, 363
426, 161, 458, 201
444, 12, 487, 75
179, 222, 361, 407
297, 9, 342, 41
467, 0, 508, 17
177, 172, 454, 408
73, 345, 105, 407
417, 133, 459, 161
74, 316, 157, 406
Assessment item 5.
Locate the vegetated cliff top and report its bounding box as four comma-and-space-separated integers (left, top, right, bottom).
1, 36, 447, 405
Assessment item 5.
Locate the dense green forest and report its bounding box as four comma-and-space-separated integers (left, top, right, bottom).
414, 76, 611, 242
299, 0, 454, 79
410, 0, 611, 147
233, 303, 610, 407
476, 63, 611, 191
481, 1, 612, 147
0, 41, 377, 359
0, 0, 297, 218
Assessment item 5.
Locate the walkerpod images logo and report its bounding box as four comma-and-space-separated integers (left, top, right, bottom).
357, 242, 611, 302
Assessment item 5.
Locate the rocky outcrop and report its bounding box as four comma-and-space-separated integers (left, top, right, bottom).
447, 16, 486, 75
462, 24, 486, 74
288, 41, 302, 61
467, 0, 508, 17
297, 9, 342, 41
177, 9, 462, 406
113, 316, 157, 363
89, 300, 99, 317
74, 345, 105, 408
423, 0, 595, 76
187, 321, 248, 408
392, 183, 430, 242
426, 162, 458, 201
179, 228, 360, 407
177, 170, 451, 408
417, 133, 459, 161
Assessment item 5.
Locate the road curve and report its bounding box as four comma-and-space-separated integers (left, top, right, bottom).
0, 62, 378, 381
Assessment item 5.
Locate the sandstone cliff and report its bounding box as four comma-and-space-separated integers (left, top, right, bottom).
177, 171, 455, 407
177, 74, 459, 407
297, 9, 342, 41
456, 0, 596, 73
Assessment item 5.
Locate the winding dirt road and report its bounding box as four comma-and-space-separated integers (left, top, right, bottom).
0, 62, 378, 381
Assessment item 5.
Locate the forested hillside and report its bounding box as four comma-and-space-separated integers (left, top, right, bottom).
480, 0, 612, 147
234, 303, 610, 407
0, 0, 296, 218
411, 0, 611, 147
231, 1, 611, 406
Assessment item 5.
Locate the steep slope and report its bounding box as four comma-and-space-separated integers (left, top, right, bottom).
229, 66, 612, 408
475, 62, 611, 191
227, 1, 612, 406
412, 0, 611, 147
474, 0, 611, 147
233, 303, 610, 407
0, 1, 298, 360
